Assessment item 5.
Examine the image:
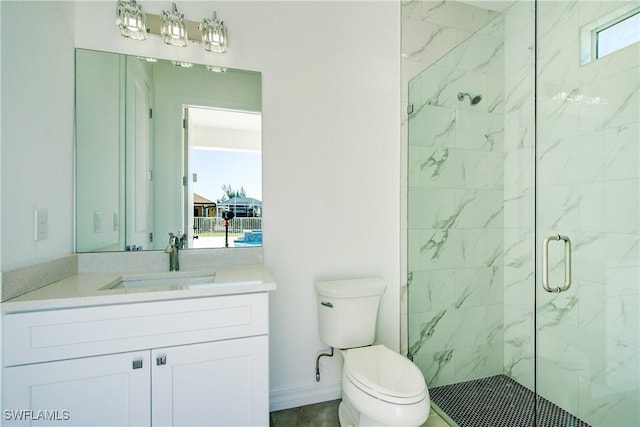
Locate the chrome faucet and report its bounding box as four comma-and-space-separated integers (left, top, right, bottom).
165, 232, 184, 271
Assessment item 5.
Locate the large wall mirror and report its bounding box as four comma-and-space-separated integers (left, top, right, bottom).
75, 48, 262, 252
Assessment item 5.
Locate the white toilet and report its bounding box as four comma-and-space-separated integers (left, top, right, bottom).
315, 278, 430, 427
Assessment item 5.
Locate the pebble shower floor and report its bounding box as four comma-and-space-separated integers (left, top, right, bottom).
429, 374, 591, 427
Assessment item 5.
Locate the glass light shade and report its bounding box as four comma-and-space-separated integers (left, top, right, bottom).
206, 65, 227, 73
200, 12, 228, 53
161, 3, 188, 47
116, 0, 146, 40
172, 61, 193, 68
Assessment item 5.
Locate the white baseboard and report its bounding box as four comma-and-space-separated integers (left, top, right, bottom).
269, 379, 342, 412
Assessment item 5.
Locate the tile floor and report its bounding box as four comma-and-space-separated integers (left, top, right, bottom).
270, 399, 450, 427
430, 375, 590, 427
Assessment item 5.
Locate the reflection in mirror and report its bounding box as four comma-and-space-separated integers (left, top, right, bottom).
185, 107, 262, 249
75, 49, 262, 252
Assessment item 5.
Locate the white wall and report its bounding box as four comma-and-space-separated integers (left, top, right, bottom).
1, 3, 74, 413
0, 2, 75, 270
2, 0, 401, 410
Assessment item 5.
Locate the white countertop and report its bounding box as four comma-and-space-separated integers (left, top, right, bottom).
2, 263, 275, 313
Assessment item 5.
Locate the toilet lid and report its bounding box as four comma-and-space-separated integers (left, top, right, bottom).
344, 345, 427, 405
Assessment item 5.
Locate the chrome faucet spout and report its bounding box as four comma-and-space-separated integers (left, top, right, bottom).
165, 232, 180, 271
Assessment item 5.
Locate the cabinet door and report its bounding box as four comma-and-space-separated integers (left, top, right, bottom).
152, 336, 269, 426
3, 352, 150, 426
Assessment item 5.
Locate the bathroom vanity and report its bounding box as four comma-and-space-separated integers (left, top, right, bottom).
1, 261, 275, 426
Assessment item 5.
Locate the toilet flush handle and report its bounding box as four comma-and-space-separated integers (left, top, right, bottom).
320, 301, 333, 308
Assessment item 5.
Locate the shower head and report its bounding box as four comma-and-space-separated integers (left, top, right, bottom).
457, 92, 482, 105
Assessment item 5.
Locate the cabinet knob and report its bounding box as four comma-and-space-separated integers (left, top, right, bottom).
132, 359, 143, 369
156, 355, 167, 366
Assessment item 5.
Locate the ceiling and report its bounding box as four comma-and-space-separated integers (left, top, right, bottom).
188, 107, 261, 132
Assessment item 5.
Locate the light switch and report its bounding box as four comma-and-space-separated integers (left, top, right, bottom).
34, 208, 48, 241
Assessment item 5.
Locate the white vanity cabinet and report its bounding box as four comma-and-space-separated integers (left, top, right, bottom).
152, 336, 268, 426
4, 351, 152, 426
2, 293, 269, 426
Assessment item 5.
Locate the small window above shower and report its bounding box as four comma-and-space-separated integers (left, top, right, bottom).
580, 4, 640, 65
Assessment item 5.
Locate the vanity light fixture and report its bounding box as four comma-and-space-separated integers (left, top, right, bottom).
200, 11, 228, 53
116, 1, 229, 54
161, 2, 188, 47
116, 0, 146, 40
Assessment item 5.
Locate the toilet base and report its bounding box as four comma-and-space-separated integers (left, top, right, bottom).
338, 392, 429, 427
338, 394, 381, 427
338, 400, 353, 427
340, 373, 430, 427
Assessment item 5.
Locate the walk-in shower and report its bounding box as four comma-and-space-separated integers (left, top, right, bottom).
407, 1, 639, 426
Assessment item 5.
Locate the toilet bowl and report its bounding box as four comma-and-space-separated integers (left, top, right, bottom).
339, 345, 430, 427
315, 278, 430, 427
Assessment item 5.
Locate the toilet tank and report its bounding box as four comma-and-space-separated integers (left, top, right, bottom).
315, 278, 386, 349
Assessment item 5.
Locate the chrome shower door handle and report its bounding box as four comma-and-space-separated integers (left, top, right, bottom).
542, 234, 572, 293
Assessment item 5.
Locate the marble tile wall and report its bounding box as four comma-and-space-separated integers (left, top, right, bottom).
534, 1, 639, 425
401, 0, 498, 87
401, 0, 500, 360
406, 11, 506, 387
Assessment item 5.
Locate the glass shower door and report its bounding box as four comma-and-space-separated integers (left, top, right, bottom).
406, 3, 539, 423
535, 1, 640, 425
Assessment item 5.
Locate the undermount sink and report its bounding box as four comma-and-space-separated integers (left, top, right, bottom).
102, 270, 217, 290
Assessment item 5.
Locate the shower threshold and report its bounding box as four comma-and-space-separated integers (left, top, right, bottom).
429, 374, 591, 427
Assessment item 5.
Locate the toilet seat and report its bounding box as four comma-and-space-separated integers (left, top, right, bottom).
343, 345, 427, 405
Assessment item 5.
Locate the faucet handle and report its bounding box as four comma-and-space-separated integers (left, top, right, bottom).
167, 232, 177, 246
